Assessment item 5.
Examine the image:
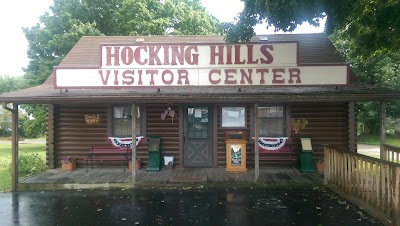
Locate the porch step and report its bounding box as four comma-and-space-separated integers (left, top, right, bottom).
169, 176, 207, 183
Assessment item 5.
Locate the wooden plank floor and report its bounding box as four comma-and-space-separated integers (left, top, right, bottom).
19, 167, 323, 188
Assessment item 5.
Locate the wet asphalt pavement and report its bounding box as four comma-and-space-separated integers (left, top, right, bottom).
0, 186, 381, 226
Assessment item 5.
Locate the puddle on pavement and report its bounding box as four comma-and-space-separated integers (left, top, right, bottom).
0, 186, 382, 225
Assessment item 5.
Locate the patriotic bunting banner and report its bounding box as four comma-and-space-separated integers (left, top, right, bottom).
258, 137, 289, 152
108, 136, 144, 148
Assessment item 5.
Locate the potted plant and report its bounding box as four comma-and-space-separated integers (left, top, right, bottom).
129, 159, 142, 171
61, 156, 76, 171
290, 118, 308, 134
84, 114, 100, 125
314, 158, 324, 174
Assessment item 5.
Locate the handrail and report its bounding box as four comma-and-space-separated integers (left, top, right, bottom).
383, 144, 400, 163
324, 145, 400, 226
325, 144, 400, 167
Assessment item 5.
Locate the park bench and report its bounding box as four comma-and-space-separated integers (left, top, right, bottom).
83, 146, 131, 171
250, 137, 296, 168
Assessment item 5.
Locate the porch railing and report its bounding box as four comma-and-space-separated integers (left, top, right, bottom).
383, 144, 400, 163
324, 145, 400, 226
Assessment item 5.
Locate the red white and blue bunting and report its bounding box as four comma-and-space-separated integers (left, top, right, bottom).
108, 136, 144, 148
258, 137, 289, 152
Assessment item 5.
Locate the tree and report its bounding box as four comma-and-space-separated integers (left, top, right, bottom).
222, 0, 400, 134
0, 102, 29, 137
24, 0, 220, 85
223, 0, 400, 58
0, 107, 12, 136
330, 31, 400, 134
0, 76, 27, 93
21, 0, 221, 137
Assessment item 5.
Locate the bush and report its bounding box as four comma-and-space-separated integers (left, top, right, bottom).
9, 153, 47, 177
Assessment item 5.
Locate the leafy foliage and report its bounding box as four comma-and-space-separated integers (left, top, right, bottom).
0, 76, 27, 93
330, 30, 400, 134
17, 0, 221, 138
22, 105, 47, 138
10, 152, 47, 177
224, 0, 400, 59
228, 1, 400, 134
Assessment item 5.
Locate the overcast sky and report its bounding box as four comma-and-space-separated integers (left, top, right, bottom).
0, 0, 324, 77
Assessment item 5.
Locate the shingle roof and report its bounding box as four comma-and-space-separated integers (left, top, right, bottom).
2, 33, 399, 103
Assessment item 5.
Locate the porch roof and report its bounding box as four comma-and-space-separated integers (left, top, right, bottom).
1, 75, 399, 104
1, 33, 400, 104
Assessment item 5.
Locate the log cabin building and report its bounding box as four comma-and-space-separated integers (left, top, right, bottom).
1, 33, 399, 184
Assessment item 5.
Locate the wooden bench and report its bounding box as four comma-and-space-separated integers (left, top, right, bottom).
250, 142, 296, 167
83, 146, 131, 171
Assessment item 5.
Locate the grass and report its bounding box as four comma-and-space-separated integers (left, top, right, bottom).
0, 142, 46, 191
357, 133, 400, 146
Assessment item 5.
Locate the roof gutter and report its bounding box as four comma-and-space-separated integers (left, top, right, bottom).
2, 102, 17, 113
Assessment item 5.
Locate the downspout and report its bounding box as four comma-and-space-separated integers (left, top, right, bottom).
2, 102, 18, 192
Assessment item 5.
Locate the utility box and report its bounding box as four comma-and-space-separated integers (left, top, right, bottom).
225, 131, 247, 172
299, 137, 315, 173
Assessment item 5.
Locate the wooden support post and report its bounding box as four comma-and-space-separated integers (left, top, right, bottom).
179, 104, 184, 168
212, 104, 218, 168
324, 146, 328, 185
46, 104, 55, 169
131, 103, 137, 182
380, 101, 386, 160
393, 166, 400, 226
254, 103, 259, 182
11, 103, 18, 192
2, 103, 19, 192
348, 102, 356, 152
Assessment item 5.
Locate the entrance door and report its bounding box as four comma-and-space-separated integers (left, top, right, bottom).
184, 105, 212, 167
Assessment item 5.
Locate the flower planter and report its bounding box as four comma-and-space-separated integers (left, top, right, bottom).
62, 160, 76, 171
84, 114, 100, 125
314, 161, 324, 174
129, 159, 141, 171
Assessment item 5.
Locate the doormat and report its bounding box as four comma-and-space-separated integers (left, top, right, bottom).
169, 176, 207, 183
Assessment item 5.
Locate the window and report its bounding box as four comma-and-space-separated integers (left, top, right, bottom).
258, 106, 286, 137
221, 107, 246, 128
113, 106, 141, 137
187, 107, 209, 139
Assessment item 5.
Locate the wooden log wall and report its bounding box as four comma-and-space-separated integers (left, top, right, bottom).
53, 102, 350, 169
291, 103, 349, 162
54, 104, 148, 168
54, 104, 108, 167
139, 104, 180, 167
215, 102, 350, 168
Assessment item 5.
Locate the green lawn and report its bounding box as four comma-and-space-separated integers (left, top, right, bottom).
357, 134, 400, 146
0, 143, 46, 191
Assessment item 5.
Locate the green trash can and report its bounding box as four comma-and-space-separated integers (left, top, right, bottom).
147, 151, 161, 171
299, 137, 315, 173
299, 152, 315, 173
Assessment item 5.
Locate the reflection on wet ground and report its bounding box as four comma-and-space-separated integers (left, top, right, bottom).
0, 186, 382, 226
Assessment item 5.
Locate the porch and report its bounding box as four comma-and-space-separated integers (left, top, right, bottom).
17, 167, 323, 190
